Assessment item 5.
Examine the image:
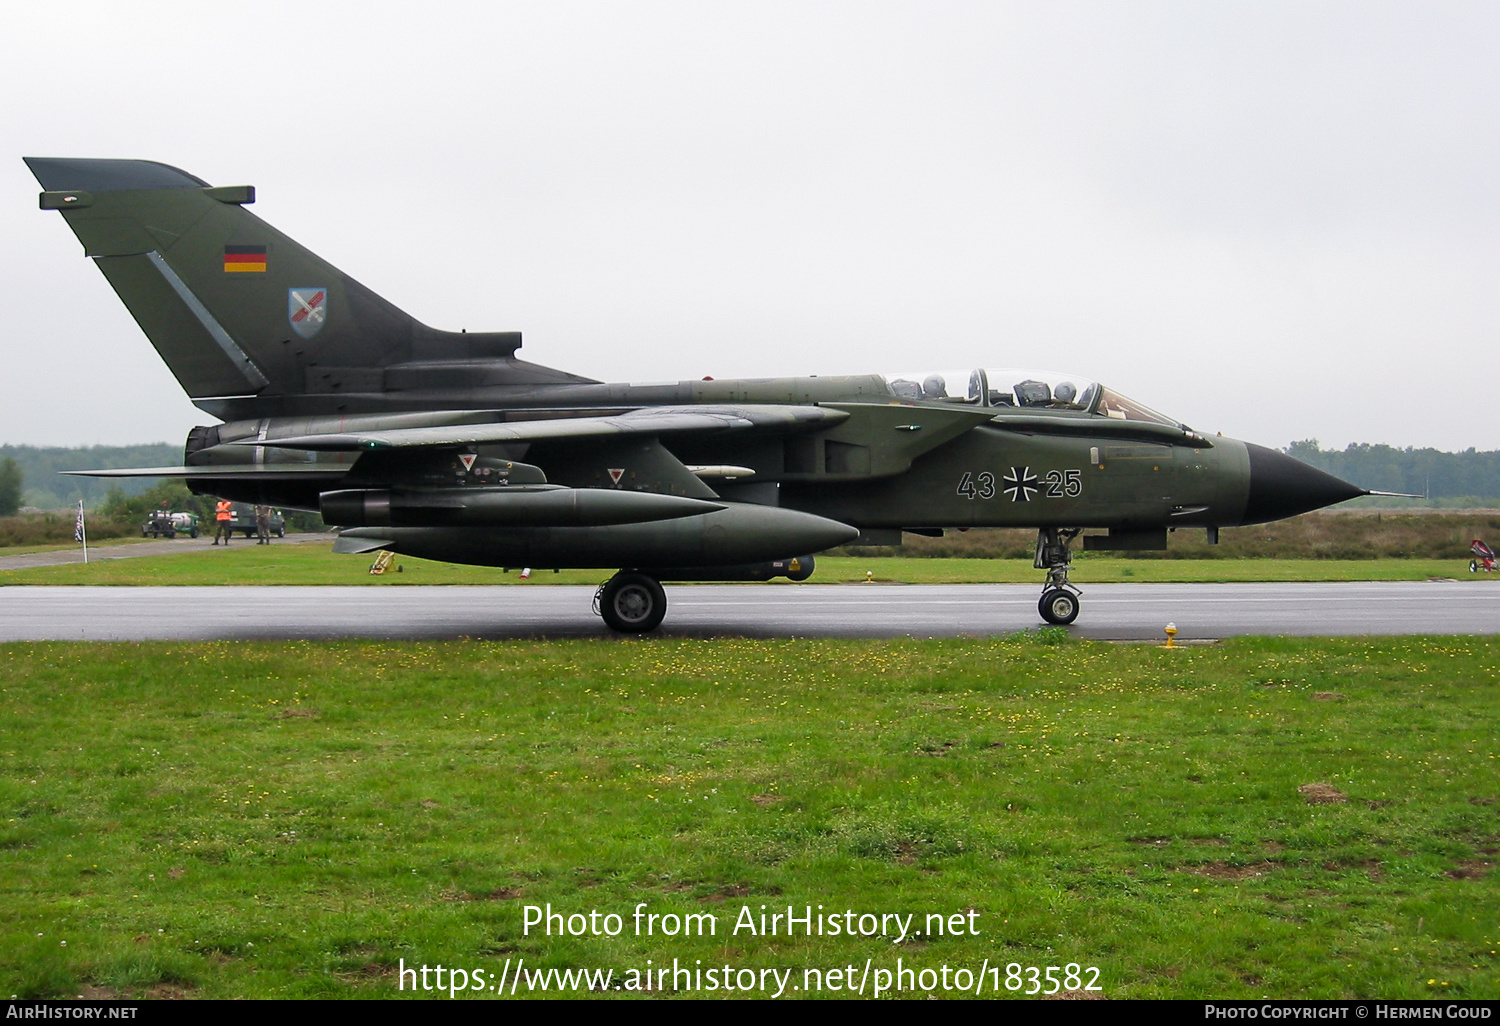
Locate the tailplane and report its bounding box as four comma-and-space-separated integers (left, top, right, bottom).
26, 158, 590, 415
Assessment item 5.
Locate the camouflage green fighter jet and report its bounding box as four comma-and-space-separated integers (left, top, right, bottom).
27, 157, 1378, 632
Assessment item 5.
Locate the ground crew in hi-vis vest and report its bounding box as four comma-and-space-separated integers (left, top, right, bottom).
213, 500, 233, 545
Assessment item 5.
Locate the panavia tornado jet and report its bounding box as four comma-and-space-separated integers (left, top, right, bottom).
26, 157, 1375, 631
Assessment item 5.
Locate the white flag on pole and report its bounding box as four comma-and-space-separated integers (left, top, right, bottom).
74, 499, 88, 563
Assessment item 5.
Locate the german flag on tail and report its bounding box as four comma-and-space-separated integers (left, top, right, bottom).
223, 244, 267, 273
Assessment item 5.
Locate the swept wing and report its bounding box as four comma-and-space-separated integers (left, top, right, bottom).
239, 405, 846, 452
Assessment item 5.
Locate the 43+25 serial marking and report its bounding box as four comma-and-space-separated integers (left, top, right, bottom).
957, 468, 1081, 502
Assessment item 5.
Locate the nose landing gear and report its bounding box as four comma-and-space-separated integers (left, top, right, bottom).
1035, 527, 1082, 625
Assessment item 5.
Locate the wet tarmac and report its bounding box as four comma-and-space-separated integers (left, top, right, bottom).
0, 580, 1495, 642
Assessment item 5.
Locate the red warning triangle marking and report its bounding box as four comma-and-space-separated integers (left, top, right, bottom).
607, 468, 625, 486
459, 454, 477, 472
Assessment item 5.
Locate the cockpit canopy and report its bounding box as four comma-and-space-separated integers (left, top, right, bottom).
880, 368, 1183, 428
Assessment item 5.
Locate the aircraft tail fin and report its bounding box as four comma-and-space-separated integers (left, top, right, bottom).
25, 158, 587, 412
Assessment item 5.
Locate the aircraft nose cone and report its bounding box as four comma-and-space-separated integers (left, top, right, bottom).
1240, 443, 1365, 524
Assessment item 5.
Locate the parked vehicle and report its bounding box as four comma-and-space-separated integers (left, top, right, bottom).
228, 503, 285, 539
171, 512, 200, 537
142, 508, 200, 538
142, 508, 177, 539
1472, 539, 1497, 573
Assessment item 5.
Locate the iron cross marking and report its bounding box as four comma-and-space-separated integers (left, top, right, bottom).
1003, 466, 1039, 501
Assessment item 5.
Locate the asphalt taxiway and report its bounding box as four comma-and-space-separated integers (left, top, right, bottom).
0, 532, 326, 571
0, 581, 1495, 642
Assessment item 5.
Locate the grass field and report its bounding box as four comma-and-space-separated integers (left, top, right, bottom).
0, 539, 1490, 587
1, 636, 1497, 999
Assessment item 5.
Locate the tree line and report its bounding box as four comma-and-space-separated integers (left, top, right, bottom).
0, 458, 22, 517
0, 447, 324, 533
1286, 440, 1500, 505
0, 443, 180, 510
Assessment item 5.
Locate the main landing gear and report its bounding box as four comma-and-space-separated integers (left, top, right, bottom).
595, 571, 667, 633
1034, 527, 1082, 625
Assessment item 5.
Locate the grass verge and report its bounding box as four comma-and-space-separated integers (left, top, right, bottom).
0, 542, 1491, 586
1, 636, 1496, 999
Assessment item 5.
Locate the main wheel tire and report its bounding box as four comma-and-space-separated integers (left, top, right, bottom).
600, 572, 667, 633
1038, 588, 1080, 625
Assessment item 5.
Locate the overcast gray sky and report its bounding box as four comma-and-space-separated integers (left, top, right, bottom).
2, 0, 1496, 450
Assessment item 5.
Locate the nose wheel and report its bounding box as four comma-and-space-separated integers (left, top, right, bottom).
595, 571, 668, 633
1035, 528, 1083, 625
